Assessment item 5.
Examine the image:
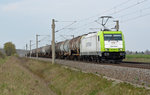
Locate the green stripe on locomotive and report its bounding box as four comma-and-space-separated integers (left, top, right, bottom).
97, 31, 125, 52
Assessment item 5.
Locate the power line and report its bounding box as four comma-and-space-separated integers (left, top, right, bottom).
67, 21, 96, 36
77, 0, 133, 22
59, 0, 144, 35
56, 0, 133, 36
26, 0, 150, 49
70, 0, 149, 34
55, 20, 77, 22
55, 21, 96, 41
55, 21, 77, 33
116, 6, 150, 18
38, 36, 49, 42
31, 43, 36, 46
55, 0, 146, 38
121, 12, 150, 23
109, 0, 148, 15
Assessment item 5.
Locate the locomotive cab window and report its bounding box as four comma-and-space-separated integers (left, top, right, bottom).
104, 34, 122, 41
113, 34, 122, 40
98, 36, 100, 41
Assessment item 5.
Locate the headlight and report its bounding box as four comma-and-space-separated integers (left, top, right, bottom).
104, 53, 109, 56
106, 49, 109, 51
119, 49, 123, 51
120, 53, 124, 56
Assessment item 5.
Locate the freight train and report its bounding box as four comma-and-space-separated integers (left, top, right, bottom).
28, 17, 126, 63
28, 30, 125, 63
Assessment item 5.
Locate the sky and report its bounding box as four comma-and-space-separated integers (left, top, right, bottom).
0, 0, 150, 51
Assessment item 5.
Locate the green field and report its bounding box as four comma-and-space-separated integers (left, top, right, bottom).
0, 57, 150, 95
124, 54, 150, 63
126, 54, 150, 58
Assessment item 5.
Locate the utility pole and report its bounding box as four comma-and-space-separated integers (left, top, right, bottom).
30, 40, 32, 58
26, 44, 28, 58
114, 20, 119, 31
36, 34, 39, 58
52, 19, 55, 64
71, 35, 74, 39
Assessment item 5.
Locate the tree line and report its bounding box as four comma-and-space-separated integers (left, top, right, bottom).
126, 50, 150, 55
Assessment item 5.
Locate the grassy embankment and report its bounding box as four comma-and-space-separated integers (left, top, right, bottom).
0, 58, 7, 64
0, 56, 150, 95
0, 57, 55, 95
0, 52, 7, 64
13, 57, 150, 95
124, 54, 150, 63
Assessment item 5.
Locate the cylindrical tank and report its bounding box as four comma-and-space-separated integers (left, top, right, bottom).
32, 49, 36, 54
41, 45, 49, 54
44, 45, 51, 54
69, 36, 82, 50
63, 40, 70, 52
41, 47, 46, 53
49, 45, 52, 52
37, 48, 41, 53
60, 42, 65, 52
56, 42, 63, 52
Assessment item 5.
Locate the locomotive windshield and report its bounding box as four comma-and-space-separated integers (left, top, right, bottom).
104, 34, 122, 41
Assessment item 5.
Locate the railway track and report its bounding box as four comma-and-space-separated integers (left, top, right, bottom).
120, 61, 150, 69
87, 60, 150, 69
34, 57, 150, 70
123, 61, 150, 64
81, 60, 150, 70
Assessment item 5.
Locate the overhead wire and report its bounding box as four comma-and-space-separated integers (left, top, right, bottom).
121, 12, 150, 23
38, 36, 49, 42
55, 21, 77, 22
109, 0, 148, 15
115, 6, 150, 18
27, 0, 150, 48
55, 0, 134, 37
57, 0, 142, 38
76, 0, 133, 22
55, 21, 77, 33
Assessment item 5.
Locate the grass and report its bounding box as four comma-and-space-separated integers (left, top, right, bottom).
124, 54, 150, 63
0, 58, 7, 64
22, 57, 150, 95
126, 54, 150, 59
0, 57, 55, 95
0, 56, 8, 65
0, 56, 150, 95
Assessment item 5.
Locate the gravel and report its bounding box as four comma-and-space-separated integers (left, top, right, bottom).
36, 58, 150, 88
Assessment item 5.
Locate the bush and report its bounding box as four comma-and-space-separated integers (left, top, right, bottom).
4, 42, 16, 56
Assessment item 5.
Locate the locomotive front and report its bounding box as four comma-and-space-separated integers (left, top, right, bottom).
98, 31, 125, 61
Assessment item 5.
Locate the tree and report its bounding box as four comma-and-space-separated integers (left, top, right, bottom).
4, 42, 16, 56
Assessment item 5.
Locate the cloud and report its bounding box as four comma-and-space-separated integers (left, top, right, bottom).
1, 2, 20, 12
